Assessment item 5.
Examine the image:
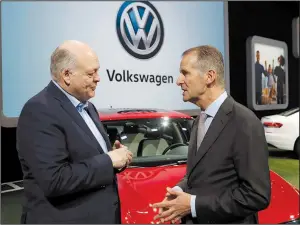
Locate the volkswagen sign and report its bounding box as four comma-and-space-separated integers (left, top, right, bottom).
116, 1, 164, 59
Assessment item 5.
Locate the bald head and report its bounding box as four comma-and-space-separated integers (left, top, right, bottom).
59, 40, 95, 58
50, 40, 97, 80
50, 40, 100, 102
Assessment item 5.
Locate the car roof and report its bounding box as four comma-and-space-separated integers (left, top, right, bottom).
97, 108, 192, 121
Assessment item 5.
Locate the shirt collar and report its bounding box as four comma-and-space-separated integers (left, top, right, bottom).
202, 91, 228, 118
51, 80, 88, 110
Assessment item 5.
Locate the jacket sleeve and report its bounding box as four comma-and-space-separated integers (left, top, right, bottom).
17, 101, 115, 198
176, 174, 188, 192
194, 116, 271, 223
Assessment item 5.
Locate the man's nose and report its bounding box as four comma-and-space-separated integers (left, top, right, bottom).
94, 74, 100, 82
176, 74, 183, 86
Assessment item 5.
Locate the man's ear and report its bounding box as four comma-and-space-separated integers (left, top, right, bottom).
62, 69, 71, 85
206, 69, 217, 85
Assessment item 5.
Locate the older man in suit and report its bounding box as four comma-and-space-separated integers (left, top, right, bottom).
16, 40, 133, 224
151, 45, 271, 224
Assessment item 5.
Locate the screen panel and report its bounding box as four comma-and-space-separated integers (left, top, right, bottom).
246, 36, 289, 111
1, 1, 229, 127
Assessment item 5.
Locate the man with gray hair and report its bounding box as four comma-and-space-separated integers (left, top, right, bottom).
151, 45, 271, 224
17, 40, 133, 223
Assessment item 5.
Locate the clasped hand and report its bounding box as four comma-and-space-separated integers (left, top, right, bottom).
107, 140, 133, 169
151, 187, 192, 224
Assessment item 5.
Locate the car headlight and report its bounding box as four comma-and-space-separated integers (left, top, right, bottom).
281, 218, 300, 224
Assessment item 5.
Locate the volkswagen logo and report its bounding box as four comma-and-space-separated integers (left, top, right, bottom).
116, 1, 164, 59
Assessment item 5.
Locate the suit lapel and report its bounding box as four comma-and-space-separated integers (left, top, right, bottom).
61, 102, 96, 141
46, 81, 105, 153
187, 116, 199, 174
85, 104, 112, 151
188, 97, 234, 177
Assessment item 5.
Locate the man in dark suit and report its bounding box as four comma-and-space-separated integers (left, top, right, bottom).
255, 50, 268, 105
151, 45, 271, 224
16, 40, 133, 224
274, 55, 286, 104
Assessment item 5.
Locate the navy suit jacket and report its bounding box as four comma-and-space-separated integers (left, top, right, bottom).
17, 81, 120, 224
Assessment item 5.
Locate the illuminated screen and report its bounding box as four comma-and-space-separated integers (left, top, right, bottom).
246, 36, 288, 111
1, 1, 229, 127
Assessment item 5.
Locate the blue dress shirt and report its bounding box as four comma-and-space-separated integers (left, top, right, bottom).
52, 80, 108, 153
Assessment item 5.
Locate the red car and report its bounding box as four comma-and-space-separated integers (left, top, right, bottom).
99, 108, 299, 224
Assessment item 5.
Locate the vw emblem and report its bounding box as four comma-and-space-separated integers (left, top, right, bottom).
116, 1, 164, 59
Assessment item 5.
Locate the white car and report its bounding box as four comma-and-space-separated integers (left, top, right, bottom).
261, 107, 299, 157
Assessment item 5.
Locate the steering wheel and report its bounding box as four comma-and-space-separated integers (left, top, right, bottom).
162, 143, 187, 155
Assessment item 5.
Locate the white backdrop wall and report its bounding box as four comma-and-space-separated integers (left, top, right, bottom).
1, 1, 228, 127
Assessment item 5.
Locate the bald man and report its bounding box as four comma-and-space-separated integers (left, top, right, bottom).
16, 40, 133, 224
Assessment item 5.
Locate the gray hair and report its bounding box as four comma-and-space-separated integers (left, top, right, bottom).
50, 47, 77, 80
182, 45, 225, 87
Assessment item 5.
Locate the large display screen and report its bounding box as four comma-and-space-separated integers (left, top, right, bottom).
246, 36, 289, 111
1, 1, 229, 127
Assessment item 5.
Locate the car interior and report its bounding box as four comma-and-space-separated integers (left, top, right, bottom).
103, 119, 191, 166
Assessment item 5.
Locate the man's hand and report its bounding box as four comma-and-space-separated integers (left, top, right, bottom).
107, 142, 132, 169
113, 140, 133, 165
158, 188, 177, 213
151, 187, 192, 223
153, 187, 182, 223
113, 140, 123, 149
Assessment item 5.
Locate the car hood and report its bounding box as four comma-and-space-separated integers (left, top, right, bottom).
259, 171, 299, 224
117, 166, 299, 224
117, 165, 186, 224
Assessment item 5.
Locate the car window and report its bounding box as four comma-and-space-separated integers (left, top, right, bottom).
177, 119, 194, 142
103, 118, 192, 166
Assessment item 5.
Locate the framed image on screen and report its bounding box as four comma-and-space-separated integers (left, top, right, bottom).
246, 36, 288, 111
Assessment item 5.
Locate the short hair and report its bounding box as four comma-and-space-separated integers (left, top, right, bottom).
182, 45, 225, 87
279, 55, 285, 66
50, 47, 77, 80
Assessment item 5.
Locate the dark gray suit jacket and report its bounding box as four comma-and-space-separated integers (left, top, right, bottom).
17, 81, 121, 224
177, 96, 271, 224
